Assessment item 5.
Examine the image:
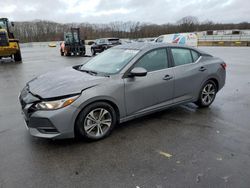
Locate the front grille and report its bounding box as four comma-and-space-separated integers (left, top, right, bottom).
19, 86, 40, 119
27, 104, 37, 115
21, 102, 38, 119
20, 98, 26, 109
0, 32, 8, 46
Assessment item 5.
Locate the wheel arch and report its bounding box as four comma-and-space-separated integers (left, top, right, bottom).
74, 99, 121, 135
205, 77, 219, 91
195, 77, 219, 102
195, 77, 219, 108
200, 75, 219, 91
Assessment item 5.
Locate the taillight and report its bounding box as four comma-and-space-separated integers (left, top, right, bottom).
221, 63, 227, 70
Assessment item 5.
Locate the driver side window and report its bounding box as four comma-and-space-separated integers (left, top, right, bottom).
134, 49, 168, 72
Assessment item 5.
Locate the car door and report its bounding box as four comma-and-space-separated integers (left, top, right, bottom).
124, 48, 174, 116
170, 47, 208, 103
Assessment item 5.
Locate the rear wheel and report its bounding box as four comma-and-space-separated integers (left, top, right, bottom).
195, 80, 217, 108
75, 102, 117, 141
14, 50, 22, 62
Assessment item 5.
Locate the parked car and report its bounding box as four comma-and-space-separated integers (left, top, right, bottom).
19, 43, 226, 141
91, 38, 121, 56
155, 33, 198, 47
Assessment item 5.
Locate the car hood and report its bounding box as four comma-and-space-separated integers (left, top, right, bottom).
28, 67, 108, 99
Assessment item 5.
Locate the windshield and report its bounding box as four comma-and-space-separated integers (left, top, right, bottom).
0, 20, 7, 30
81, 48, 139, 75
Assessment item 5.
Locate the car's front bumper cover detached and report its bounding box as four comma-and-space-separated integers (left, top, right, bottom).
19, 86, 77, 139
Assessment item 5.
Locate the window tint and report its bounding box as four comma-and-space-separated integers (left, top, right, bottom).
191, 50, 200, 62
171, 48, 193, 66
135, 49, 168, 72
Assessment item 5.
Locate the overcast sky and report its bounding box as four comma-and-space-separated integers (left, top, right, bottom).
1, 0, 249, 24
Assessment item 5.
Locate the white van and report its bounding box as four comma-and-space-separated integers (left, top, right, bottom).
155, 33, 198, 47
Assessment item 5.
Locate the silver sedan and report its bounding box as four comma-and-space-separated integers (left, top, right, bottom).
19, 43, 226, 141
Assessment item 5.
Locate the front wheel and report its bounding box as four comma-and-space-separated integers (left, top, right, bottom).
75, 102, 117, 141
195, 80, 217, 108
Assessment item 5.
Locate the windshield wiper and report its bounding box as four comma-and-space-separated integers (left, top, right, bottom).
79, 67, 110, 77
79, 69, 98, 76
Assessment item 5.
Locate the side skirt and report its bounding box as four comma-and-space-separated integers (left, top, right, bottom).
119, 99, 194, 123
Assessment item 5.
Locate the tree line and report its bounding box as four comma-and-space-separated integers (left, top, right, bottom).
11, 16, 250, 43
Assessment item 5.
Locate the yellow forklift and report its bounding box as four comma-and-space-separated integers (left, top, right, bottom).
0, 18, 22, 62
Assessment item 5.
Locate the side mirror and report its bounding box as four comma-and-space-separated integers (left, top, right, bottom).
129, 67, 147, 77
11, 22, 14, 27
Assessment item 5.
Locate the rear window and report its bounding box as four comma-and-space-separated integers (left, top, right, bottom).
108, 39, 119, 41
171, 48, 193, 66
191, 50, 200, 62
0, 32, 8, 46
108, 39, 120, 44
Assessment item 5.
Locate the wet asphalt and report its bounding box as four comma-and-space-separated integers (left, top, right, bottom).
0, 45, 250, 188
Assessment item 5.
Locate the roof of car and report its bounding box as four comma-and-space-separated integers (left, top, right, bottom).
115, 42, 189, 50
97, 38, 119, 40
115, 42, 211, 56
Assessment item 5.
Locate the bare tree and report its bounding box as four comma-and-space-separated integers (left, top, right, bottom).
177, 16, 199, 32
11, 17, 250, 43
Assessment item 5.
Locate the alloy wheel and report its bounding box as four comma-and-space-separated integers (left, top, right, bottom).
83, 108, 112, 138
201, 83, 216, 105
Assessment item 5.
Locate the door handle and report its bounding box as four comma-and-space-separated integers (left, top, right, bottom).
199, 67, 207, 72
163, 75, 173, 81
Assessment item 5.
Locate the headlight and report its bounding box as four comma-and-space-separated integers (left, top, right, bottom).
35, 95, 79, 110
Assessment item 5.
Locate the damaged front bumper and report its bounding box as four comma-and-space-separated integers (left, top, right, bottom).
19, 86, 78, 139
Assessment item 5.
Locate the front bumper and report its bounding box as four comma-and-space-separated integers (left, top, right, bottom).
19, 87, 79, 139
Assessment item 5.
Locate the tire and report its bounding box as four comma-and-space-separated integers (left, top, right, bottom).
91, 48, 96, 56
195, 80, 217, 108
80, 51, 85, 57
14, 50, 22, 62
75, 102, 117, 141
65, 52, 71, 56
